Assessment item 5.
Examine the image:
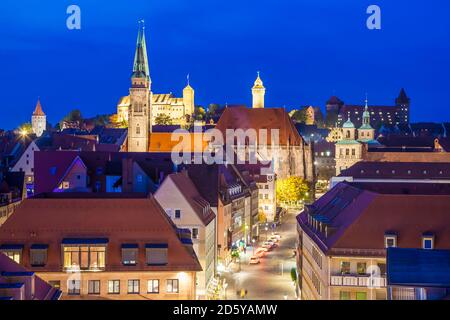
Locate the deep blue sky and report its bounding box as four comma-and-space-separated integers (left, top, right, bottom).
0, 0, 449, 129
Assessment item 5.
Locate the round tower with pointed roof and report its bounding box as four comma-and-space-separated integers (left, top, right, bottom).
252, 72, 265, 108
32, 98, 46, 137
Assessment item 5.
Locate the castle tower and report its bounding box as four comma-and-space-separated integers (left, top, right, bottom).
395, 88, 410, 125
252, 72, 265, 108
183, 74, 195, 119
358, 98, 375, 141
128, 22, 152, 152
31, 98, 46, 137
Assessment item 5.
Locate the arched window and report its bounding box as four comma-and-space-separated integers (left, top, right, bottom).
346, 130, 350, 139
136, 124, 140, 135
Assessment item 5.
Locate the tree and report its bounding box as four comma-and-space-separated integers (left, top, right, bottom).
290, 109, 307, 123
18, 122, 33, 135
291, 268, 297, 283
276, 176, 309, 206
194, 106, 206, 121
154, 114, 173, 125
207, 104, 220, 117
60, 109, 83, 128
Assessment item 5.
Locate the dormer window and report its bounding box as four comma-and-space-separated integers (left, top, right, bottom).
422, 234, 434, 250
384, 234, 397, 248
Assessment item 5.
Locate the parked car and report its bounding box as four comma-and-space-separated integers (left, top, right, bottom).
249, 256, 260, 264
262, 241, 275, 250
269, 235, 279, 243
271, 232, 281, 240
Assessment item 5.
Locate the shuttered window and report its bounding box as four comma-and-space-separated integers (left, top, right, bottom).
145, 244, 168, 266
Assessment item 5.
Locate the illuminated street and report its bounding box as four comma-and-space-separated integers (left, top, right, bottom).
221, 209, 299, 300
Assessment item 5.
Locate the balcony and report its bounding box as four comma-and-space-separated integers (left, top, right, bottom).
330, 274, 387, 287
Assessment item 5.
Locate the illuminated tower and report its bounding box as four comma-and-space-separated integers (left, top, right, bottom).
31, 98, 46, 137
252, 72, 265, 109
183, 75, 195, 118
128, 22, 152, 152
358, 97, 375, 141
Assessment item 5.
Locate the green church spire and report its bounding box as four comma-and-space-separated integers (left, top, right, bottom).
132, 20, 150, 79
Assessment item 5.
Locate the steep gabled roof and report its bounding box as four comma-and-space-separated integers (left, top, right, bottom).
165, 173, 216, 226
32, 99, 45, 116
0, 194, 202, 272
215, 107, 305, 146
298, 182, 450, 255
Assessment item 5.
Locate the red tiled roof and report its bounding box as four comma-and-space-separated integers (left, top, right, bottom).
34, 151, 79, 194
215, 107, 305, 146
298, 182, 450, 255
0, 194, 202, 272
339, 162, 450, 179
32, 99, 45, 116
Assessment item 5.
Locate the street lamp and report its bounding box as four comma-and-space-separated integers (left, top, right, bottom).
265, 226, 269, 241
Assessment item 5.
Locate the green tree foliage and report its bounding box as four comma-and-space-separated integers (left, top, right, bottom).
290, 109, 307, 123
291, 268, 297, 283
194, 106, 206, 121
154, 114, 173, 125
60, 109, 83, 128
276, 176, 309, 206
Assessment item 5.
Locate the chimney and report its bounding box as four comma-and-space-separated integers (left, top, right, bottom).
122, 158, 134, 192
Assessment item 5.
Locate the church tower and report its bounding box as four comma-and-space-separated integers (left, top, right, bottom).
335, 112, 363, 175
31, 98, 46, 137
128, 22, 152, 152
358, 98, 375, 141
252, 72, 265, 108
183, 75, 195, 119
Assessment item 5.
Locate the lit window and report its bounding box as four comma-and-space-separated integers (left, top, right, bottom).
88, 280, 101, 295
63, 245, 106, 270
128, 280, 140, 294
148, 280, 160, 293
108, 280, 120, 294
356, 292, 367, 300
340, 261, 351, 274
167, 279, 179, 293
0, 245, 23, 264
192, 228, 199, 239
357, 262, 367, 275
68, 280, 81, 295
340, 291, 351, 300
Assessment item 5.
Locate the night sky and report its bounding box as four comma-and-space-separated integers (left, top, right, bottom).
0, 0, 449, 129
